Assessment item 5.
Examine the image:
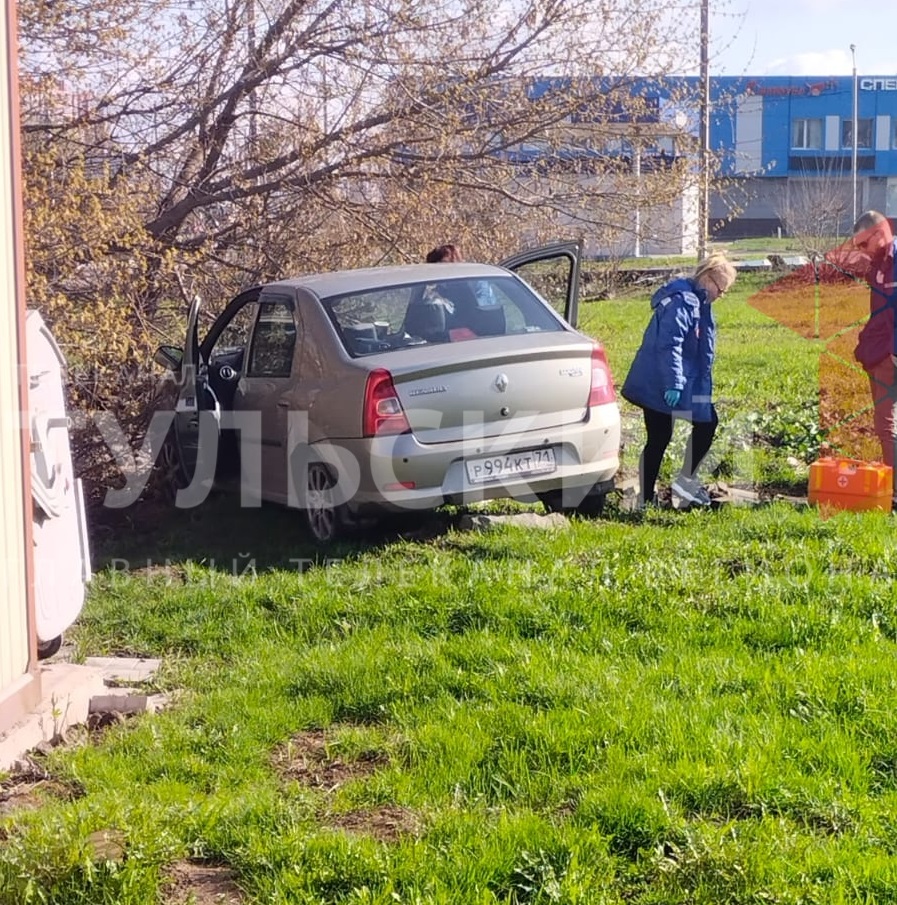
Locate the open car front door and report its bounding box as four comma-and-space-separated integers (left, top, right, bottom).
500, 240, 583, 328
173, 295, 221, 489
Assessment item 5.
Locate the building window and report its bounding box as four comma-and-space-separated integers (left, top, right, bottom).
893, 119, 897, 150
791, 118, 823, 149
842, 118, 873, 149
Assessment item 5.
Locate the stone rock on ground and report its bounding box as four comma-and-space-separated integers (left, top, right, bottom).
458, 512, 571, 531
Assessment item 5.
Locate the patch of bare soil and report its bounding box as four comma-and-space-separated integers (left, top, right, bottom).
1, 709, 165, 820
327, 804, 421, 842
131, 562, 190, 585
272, 728, 387, 792
272, 728, 423, 842
85, 828, 128, 862
0, 759, 83, 818
164, 861, 245, 905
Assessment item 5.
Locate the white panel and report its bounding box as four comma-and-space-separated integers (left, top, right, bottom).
0, 0, 30, 691
876, 115, 891, 152
735, 94, 763, 173
825, 115, 840, 151
886, 179, 897, 218
28, 311, 89, 642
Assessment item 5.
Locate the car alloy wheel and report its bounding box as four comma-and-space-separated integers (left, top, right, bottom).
305, 462, 343, 544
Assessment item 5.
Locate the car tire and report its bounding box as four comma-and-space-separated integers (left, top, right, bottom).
538, 490, 567, 514
539, 489, 606, 517
37, 634, 63, 660
576, 493, 606, 517
304, 462, 346, 544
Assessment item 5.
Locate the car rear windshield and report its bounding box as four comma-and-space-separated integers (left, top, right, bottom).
323, 276, 565, 357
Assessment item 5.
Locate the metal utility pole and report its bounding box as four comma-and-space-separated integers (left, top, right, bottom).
697, 0, 710, 261
850, 44, 858, 225
633, 138, 642, 258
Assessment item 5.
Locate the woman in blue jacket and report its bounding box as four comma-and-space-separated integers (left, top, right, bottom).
622, 255, 737, 508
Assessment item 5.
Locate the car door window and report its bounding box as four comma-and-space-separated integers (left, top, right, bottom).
247, 300, 297, 377
500, 242, 581, 326
213, 303, 259, 356
509, 256, 573, 319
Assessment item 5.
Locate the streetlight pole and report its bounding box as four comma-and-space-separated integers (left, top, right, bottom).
850, 44, 858, 225
698, 0, 710, 261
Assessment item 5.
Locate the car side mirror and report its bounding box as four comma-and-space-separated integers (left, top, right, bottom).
154, 345, 184, 371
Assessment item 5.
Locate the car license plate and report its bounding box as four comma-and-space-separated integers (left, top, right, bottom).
465, 448, 557, 484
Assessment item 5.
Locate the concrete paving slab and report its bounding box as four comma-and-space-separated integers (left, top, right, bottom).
615, 479, 809, 512
735, 259, 773, 271
459, 512, 571, 531
0, 663, 105, 771
715, 486, 761, 506
83, 657, 161, 684
1, 658, 165, 771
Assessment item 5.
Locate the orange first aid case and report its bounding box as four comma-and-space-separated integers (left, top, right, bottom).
808, 457, 893, 512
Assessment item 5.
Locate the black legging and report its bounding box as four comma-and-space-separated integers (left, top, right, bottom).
639, 405, 719, 503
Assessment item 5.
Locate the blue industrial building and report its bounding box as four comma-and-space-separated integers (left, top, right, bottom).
705, 75, 897, 236
504, 75, 897, 252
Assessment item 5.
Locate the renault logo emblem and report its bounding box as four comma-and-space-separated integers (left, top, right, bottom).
494, 373, 509, 393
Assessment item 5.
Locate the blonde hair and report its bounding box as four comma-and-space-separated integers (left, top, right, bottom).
694, 254, 737, 293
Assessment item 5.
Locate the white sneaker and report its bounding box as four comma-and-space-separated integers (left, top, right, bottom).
671, 474, 712, 507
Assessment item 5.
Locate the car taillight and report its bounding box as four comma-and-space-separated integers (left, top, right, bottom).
587, 344, 616, 406
363, 368, 411, 436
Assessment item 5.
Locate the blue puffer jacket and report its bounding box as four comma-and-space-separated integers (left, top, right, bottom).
621, 277, 716, 422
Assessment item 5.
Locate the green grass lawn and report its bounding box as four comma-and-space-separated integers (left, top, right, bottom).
607, 236, 840, 269
3, 271, 896, 905
5, 501, 897, 904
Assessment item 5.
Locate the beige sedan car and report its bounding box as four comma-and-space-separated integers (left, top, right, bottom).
154, 243, 621, 542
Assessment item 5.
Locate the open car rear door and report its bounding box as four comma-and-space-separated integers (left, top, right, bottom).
500, 240, 582, 328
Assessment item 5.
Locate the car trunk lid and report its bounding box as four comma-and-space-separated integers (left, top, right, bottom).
374, 335, 596, 442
